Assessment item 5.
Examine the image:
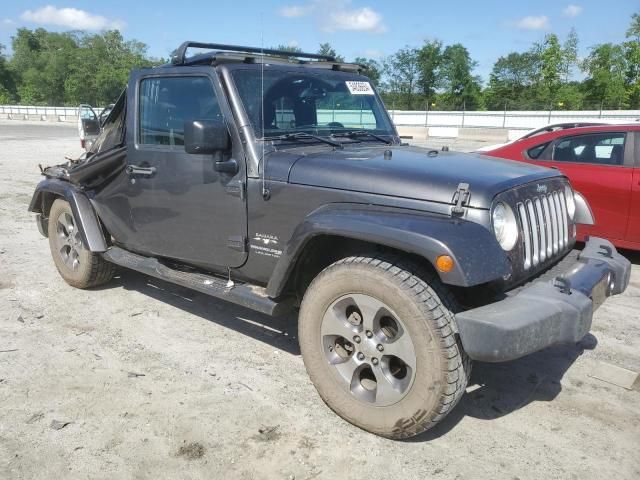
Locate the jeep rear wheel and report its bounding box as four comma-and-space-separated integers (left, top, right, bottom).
48, 199, 115, 289
298, 255, 471, 439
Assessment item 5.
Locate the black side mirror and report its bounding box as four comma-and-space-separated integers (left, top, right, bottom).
184, 119, 229, 154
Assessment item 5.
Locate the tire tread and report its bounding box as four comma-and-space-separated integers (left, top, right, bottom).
48, 199, 115, 289
301, 252, 472, 439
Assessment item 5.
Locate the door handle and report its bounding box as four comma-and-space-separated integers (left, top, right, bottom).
126, 165, 156, 177
214, 158, 238, 174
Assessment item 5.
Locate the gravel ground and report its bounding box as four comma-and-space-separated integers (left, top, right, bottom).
1, 120, 639, 480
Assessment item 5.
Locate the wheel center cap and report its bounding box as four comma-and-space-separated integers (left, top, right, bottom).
360, 339, 378, 358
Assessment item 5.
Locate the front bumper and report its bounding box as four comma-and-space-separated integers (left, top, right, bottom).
456, 237, 631, 362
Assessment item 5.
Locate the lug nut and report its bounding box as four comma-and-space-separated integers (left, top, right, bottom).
376, 344, 384, 352
348, 311, 362, 326
357, 352, 365, 361
372, 357, 379, 365
365, 330, 373, 338
353, 335, 361, 344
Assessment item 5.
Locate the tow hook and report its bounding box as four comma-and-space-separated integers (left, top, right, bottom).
597, 244, 613, 258
553, 276, 572, 295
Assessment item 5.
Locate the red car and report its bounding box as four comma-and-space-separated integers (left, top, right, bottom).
481, 124, 640, 250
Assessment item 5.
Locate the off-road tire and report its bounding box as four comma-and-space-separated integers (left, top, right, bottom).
47, 199, 115, 289
298, 254, 471, 439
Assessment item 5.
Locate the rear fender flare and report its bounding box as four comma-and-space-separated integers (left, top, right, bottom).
266, 204, 510, 298
28, 179, 108, 252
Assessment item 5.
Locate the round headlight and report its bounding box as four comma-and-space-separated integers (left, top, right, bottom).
564, 185, 576, 219
492, 202, 518, 251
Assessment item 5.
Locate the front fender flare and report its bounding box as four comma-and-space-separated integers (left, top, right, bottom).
28, 179, 108, 252
266, 204, 510, 298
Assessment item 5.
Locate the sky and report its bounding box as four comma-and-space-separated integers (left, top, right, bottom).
0, 1, 638, 81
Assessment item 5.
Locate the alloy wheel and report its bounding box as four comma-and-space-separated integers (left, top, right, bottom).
55, 211, 82, 271
320, 293, 417, 407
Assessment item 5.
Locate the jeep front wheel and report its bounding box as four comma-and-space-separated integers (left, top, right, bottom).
48, 199, 115, 289
298, 255, 470, 439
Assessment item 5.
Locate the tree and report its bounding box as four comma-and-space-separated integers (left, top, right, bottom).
416, 40, 443, 103
317, 43, 344, 62
0, 43, 17, 103
273, 44, 303, 53
10, 28, 79, 105
582, 43, 628, 109
484, 51, 540, 109
626, 12, 640, 42
382, 47, 420, 109
65, 30, 156, 105
624, 12, 640, 108
561, 28, 579, 82
7, 28, 157, 106
555, 81, 584, 110
535, 34, 563, 108
353, 57, 381, 86
440, 44, 483, 109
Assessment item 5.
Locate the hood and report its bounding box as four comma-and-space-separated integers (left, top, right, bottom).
279, 144, 561, 208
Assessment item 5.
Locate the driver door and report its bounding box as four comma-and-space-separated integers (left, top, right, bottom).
121, 68, 248, 270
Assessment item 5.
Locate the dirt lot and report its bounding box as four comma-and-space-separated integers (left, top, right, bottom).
1, 120, 639, 480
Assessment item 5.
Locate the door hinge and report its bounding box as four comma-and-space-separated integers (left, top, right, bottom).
227, 235, 248, 252
225, 180, 246, 200
451, 182, 470, 215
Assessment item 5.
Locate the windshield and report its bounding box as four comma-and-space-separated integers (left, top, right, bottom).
231, 67, 394, 139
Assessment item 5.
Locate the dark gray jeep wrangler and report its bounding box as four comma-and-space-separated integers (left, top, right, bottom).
29, 42, 631, 439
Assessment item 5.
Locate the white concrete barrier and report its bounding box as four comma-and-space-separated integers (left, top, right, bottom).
428, 127, 459, 138
2, 105, 639, 141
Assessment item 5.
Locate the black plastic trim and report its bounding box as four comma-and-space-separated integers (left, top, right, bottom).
28, 179, 108, 252
455, 237, 631, 362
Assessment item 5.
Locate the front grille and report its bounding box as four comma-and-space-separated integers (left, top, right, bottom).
516, 190, 569, 270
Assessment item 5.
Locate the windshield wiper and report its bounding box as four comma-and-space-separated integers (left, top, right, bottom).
268, 132, 343, 149
331, 130, 392, 145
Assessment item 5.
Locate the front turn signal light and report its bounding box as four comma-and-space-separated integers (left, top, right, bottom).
436, 255, 455, 273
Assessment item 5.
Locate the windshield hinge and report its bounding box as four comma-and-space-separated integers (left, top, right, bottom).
225, 180, 246, 200
227, 235, 248, 252
451, 183, 470, 215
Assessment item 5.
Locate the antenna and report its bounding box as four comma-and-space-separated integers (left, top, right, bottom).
260, 14, 270, 201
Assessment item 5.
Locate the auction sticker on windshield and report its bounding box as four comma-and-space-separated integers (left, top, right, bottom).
346, 81, 374, 95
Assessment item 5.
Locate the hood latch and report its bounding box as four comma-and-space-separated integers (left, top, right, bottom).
451, 183, 470, 215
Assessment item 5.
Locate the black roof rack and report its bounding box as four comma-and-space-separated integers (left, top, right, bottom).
171, 41, 335, 66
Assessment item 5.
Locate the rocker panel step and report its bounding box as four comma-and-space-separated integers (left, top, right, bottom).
102, 247, 292, 316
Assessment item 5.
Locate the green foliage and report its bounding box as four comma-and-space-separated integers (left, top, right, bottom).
3, 13, 639, 111
353, 57, 381, 86
556, 82, 585, 110
0, 43, 17, 103
561, 28, 579, 82
317, 43, 344, 62
382, 47, 421, 109
374, 12, 636, 111
439, 44, 483, 109
624, 12, 640, 108
484, 51, 541, 109
273, 44, 303, 53
416, 40, 442, 100
6, 28, 159, 106
536, 34, 563, 106
627, 12, 640, 42
582, 43, 628, 108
